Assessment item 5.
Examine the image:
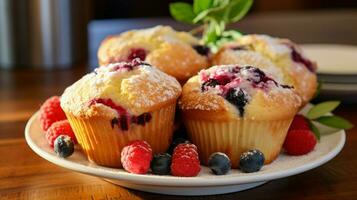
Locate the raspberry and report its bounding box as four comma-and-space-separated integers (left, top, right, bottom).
289, 114, 310, 131
283, 129, 317, 155
39, 96, 67, 131
171, 143, 201, 177
121, 140, 152, 174
127, 48, 147, 61
45, 120, 77, 147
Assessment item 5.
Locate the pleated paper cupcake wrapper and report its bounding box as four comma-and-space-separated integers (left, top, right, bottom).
184, 118, 293, 168
66, 103, 176, 168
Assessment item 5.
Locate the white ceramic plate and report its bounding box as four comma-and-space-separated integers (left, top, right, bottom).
301, 44, 357, 75
25, 111, 345, 196
301, 44, 357, 101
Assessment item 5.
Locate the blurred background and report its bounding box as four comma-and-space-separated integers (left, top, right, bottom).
1, 0, 357, 101
1, 0, 357, 69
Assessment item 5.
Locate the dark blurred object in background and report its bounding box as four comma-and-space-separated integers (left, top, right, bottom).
0, 0, 90, 69
91, 0, 357, 19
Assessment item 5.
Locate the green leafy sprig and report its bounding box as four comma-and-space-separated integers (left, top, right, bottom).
170, 0, 252, 51
305, 101, 353, 140
170, 1, 353, 140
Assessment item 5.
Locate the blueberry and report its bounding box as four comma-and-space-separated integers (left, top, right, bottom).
151, 153, 172, 175
167, 138, 190, 155
208, 152, 231, 175
239, 149, 265, 173
225, 88, 248, 117
54, 135, 74, 158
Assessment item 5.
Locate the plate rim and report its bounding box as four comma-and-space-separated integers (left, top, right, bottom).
25, 111, 346, 187
301, 43, 357, 75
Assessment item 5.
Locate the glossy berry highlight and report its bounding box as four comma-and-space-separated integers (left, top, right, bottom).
54, 135, 74, 158
208, 152, 231, 175
239, 149, 265, 173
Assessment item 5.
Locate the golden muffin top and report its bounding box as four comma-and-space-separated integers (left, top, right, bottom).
236, 34, 317, 72
97, 25, 210, 82
61, 59, 182, 118
179, 65, 302, 121
213, 34, 318, 104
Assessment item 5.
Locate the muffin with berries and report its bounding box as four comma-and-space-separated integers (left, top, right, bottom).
179, 65, 301, 168
213, 34, 317, 105
98, 25, 210, 83
60, 59, 181, 167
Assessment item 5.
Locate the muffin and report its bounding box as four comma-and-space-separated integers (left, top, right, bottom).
213, 34, 317, 104
179, 65, 301, 168
98, 25, 210, 83
61, 59, 182, 167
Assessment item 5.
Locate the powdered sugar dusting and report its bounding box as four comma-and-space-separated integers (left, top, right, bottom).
179, 65, 301, 115
199, 65, 292, 97
238, 34, 290, 57
61, 61, 181, 116
122, 64, 181, 109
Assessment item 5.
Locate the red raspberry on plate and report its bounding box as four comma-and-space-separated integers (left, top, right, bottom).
40, 96, 67, 131
171, 143, 201, 177
121, 140, 152, 174
288, 114, 310, 131
45, 120, 77, 147
283, 129, 317, 155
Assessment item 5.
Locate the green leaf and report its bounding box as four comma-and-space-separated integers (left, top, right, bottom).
193, 0, 229, 23
315, 116, 353, 130
169, 3, 196, 24
193, 0, 213, 14
306, 101, 340, 119
203, 20, 219, 44
308, 121, 321, 141
228, 0, 253, 23
209, 29, 243, 52
221, 29, 243, 39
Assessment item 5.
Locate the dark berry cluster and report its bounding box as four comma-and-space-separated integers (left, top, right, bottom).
200, 66, 293, 116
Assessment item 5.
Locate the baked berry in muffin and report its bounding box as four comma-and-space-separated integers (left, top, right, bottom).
61, 59, 181, 167
213, 34, 317, 105
98, 25, 210, 83
179, 65, 301, 168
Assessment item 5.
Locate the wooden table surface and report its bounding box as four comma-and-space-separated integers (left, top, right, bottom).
2, 11, 357, 200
